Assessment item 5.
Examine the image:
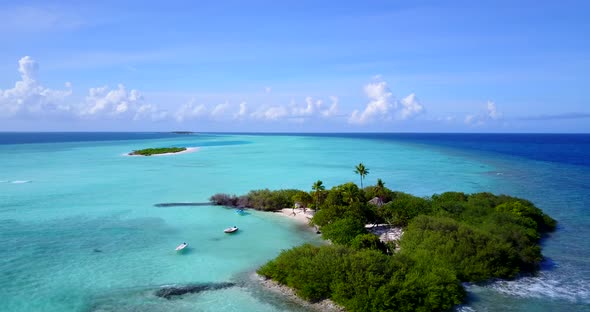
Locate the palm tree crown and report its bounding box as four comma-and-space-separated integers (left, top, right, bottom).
312, 180, 325, 209
354, 163, 369, 188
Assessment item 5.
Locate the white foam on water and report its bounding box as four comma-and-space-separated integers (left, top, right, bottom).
483, 274, 590, 304
454, 305, 476, 312
10, 180, 31, 184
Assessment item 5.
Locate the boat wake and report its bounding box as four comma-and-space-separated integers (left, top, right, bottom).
9, 180, 31, 184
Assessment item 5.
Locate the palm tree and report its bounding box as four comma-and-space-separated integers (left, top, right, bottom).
311, 180, 325, 210
354, 163, 369, 188
341, 182, 361, 204
376, 178, 385, 200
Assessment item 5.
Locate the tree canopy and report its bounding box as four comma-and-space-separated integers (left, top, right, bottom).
256, 180, 556, 312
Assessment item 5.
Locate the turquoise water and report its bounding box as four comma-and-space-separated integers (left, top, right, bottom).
1, 133, 588, 311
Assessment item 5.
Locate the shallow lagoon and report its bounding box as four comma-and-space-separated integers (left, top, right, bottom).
0, 133, 588, 311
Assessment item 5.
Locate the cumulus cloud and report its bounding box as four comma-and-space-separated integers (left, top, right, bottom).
81, 84, 152, 118
291, 96, 317, 116
249, 95, 340, 122
134, 103, 168, 121
399, 93, 424, 120
321, 96, 339, 117
349, 79, 394, 124
210, 102, 229, 118
486, 101, 501, 120
465, 101, 503, 125
251, 105, 289, 121
0, 56, 72, 117
175, 100, 207, 122
234, 101, 248, 119
2, 56, 440, 129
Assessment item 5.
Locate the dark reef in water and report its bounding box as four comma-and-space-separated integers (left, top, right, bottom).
154, 202, 211, 207
155, 282, 236, 299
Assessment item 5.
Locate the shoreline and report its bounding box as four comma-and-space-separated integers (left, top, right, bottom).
253, 273, 345, 312
125, 147, 200, 157
272, 208, 403, 242
273, 208, 318, 232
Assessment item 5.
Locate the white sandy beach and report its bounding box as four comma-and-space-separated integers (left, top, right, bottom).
275, 208, 316, 229
275, 208, 403, 243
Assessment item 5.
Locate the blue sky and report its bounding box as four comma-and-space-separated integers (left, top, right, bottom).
0, 0, 588, 132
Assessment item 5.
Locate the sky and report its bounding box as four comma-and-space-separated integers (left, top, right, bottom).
0, 0, 588, 132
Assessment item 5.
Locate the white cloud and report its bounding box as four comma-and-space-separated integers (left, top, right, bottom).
134, 104, 168, 121
349, 79, 394, 124
291, 96, 317, 116
249, 95, 340, 122
321, 96, 339, 117
175, 100, 207, 122
82, 84, 169, 121
465, 101, 503, 125
348, 78, 429, 125
210, 102, 229, 118
251, 105, 290, 121
464, 114, 476, 125
81, 84, 146, 117
234, 101, 248, 119
399, 93, 424, 120
0, 56, 73, 118
487, 101, 501, 120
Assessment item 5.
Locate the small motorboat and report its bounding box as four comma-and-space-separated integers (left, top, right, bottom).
224, 226, 239, 233
175, 242, 188, 251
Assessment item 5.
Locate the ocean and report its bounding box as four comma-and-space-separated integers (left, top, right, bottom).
0, 132, 588, 311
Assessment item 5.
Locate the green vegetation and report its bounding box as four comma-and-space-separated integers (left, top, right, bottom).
210, 189, 302, 211
253, 180, 556, 311
354, 163, 369, 188
311, 180, 326, 209
129, 147, 187, 156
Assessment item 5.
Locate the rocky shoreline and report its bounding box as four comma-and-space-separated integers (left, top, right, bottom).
254, 273, 345, 312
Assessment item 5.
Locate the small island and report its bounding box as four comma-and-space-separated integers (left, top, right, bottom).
170, 131, 196, 135
210, 170, 557, 311
128, 147, 187, 156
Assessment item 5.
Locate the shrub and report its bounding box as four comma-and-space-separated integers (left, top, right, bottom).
209, 193, 238, 206
350, 233, 387, 253
321, 217, 367, 246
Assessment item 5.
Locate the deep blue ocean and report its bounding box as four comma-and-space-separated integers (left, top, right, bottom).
1, 132, 588, 311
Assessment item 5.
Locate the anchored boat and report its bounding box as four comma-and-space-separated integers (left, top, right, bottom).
224, 226, 238, 233
175, 242, 188, 251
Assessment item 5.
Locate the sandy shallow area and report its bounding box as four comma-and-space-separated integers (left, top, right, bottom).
125, 147, 200, 157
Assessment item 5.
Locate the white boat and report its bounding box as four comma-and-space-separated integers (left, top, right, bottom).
175, 242, 188, 251
224, 226, 238, 233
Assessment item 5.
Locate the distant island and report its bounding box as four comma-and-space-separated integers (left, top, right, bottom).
128, 147, 187, 156
170, 131, 195, 134
210, 170, 556, 311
